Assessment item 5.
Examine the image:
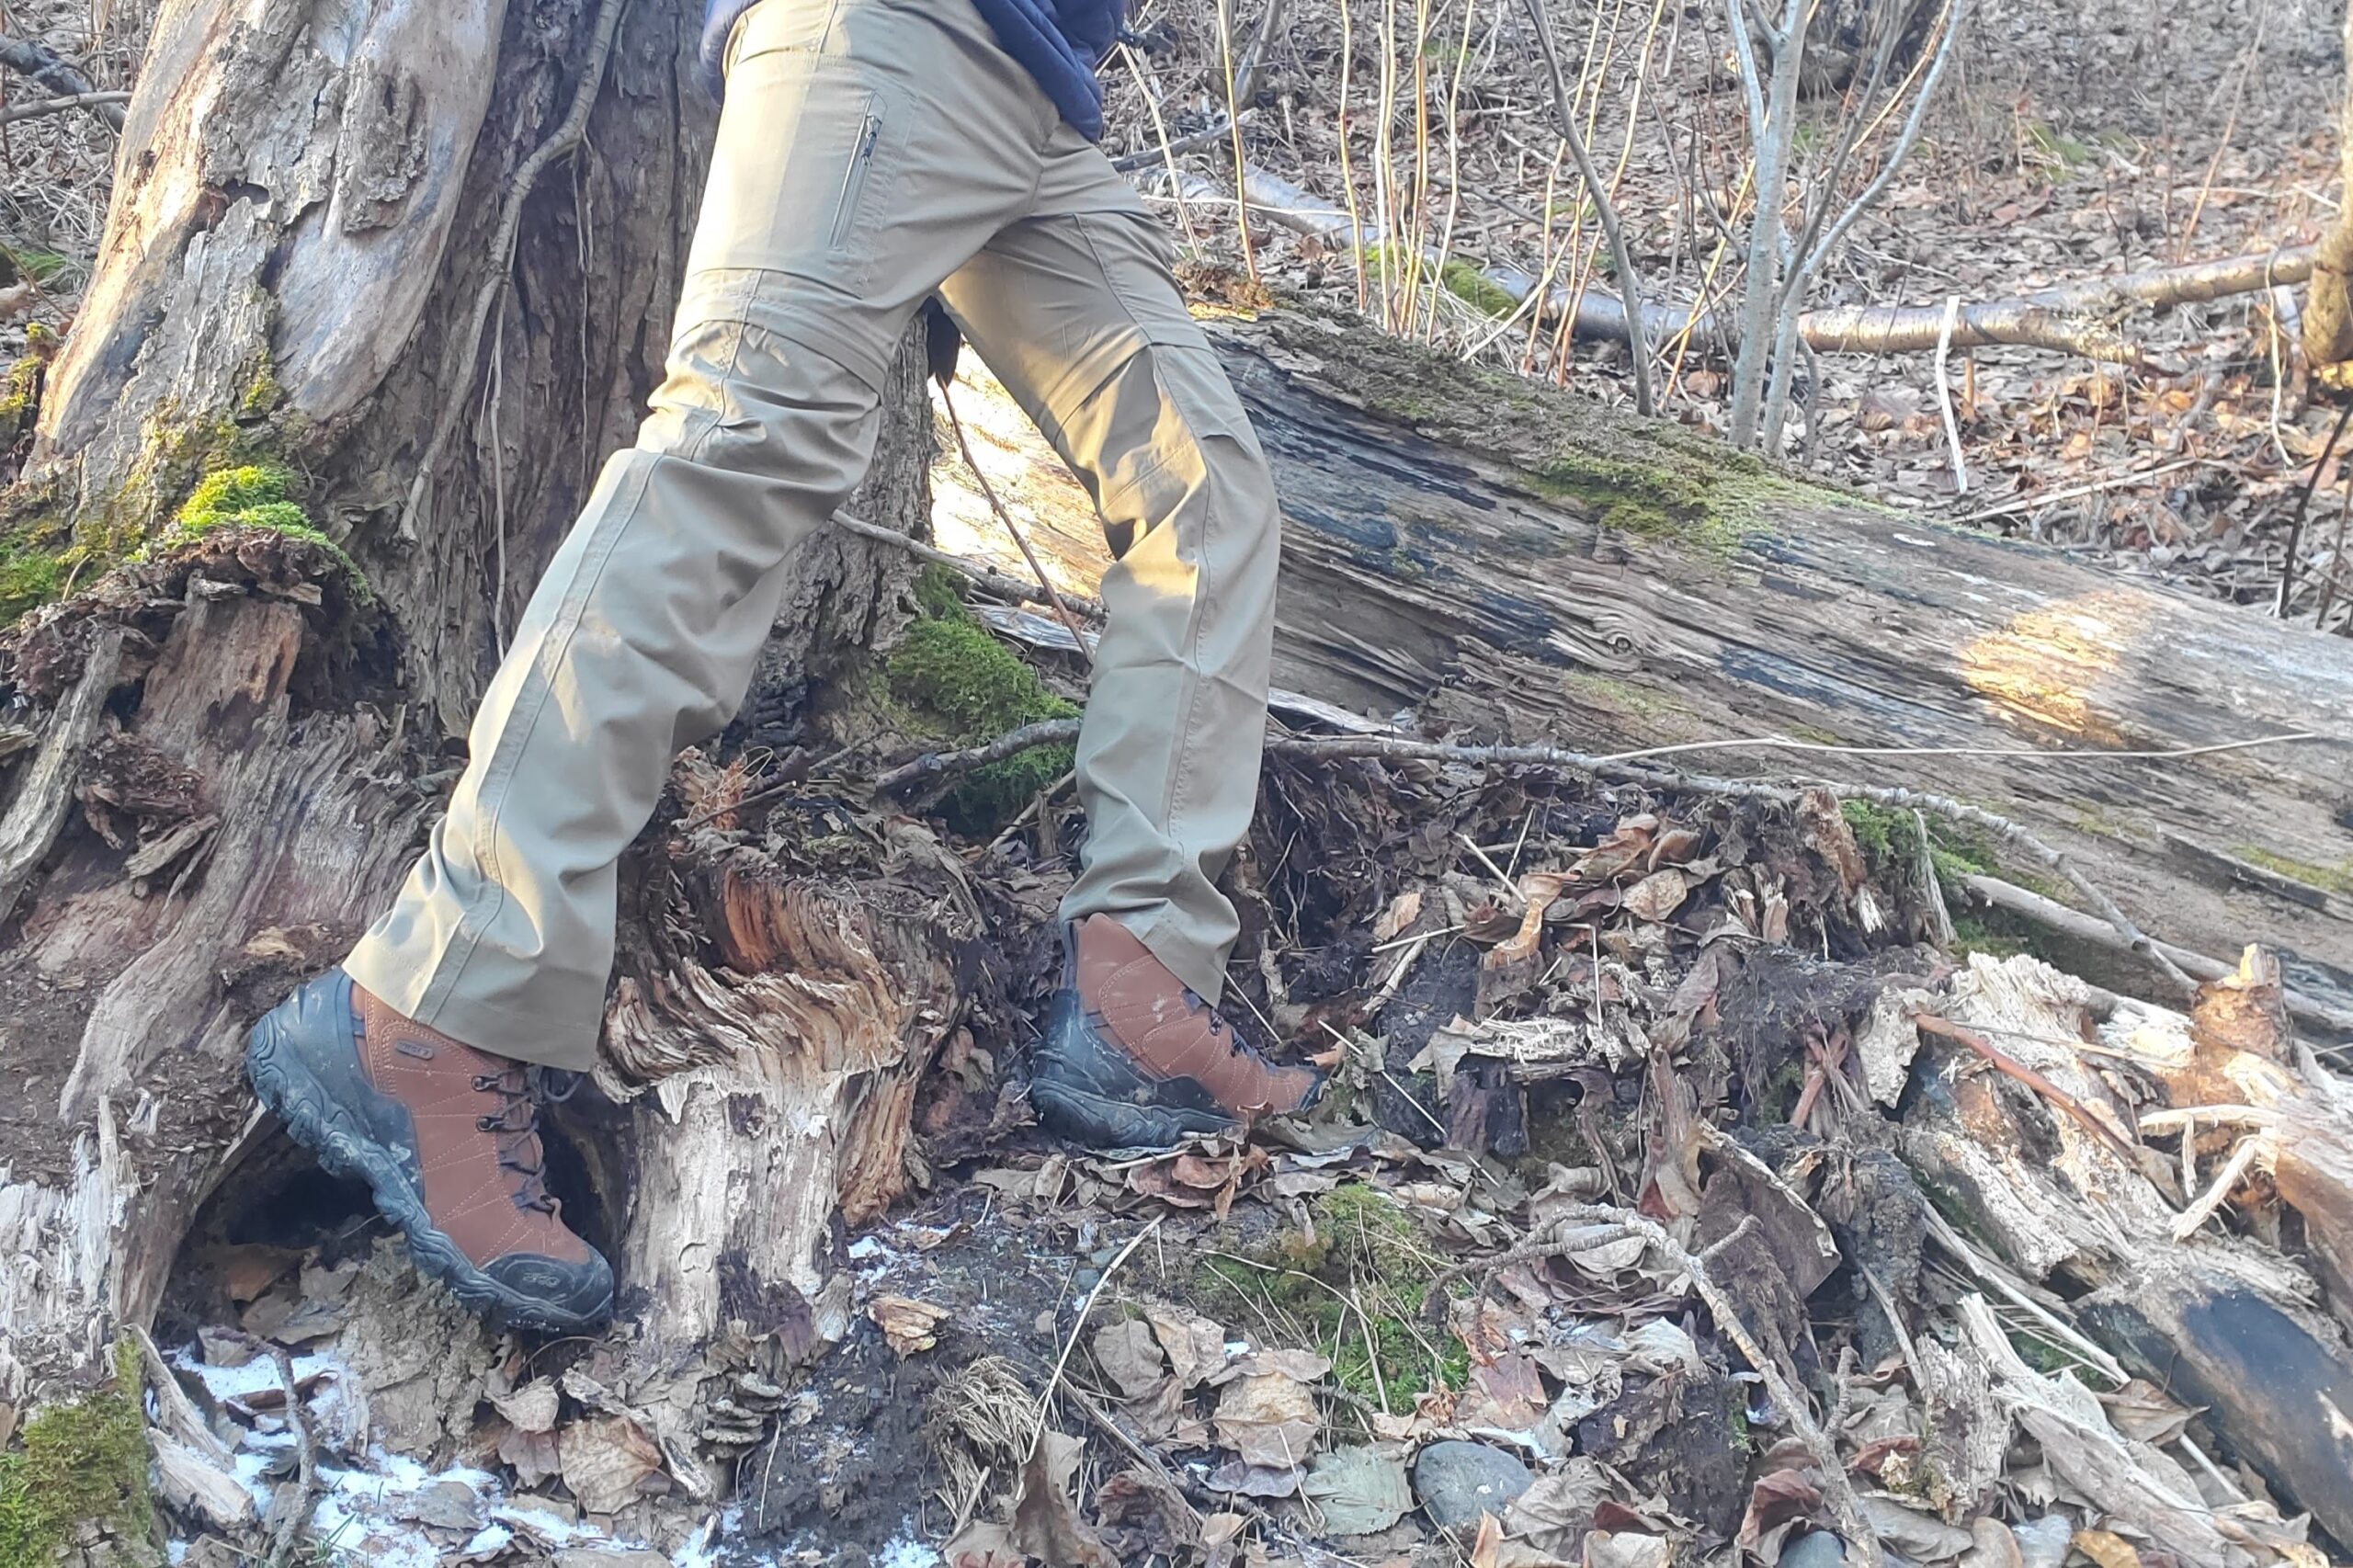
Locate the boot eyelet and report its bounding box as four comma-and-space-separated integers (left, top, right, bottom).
476, 1114, 500, 1131
472, 1074, 497, 1092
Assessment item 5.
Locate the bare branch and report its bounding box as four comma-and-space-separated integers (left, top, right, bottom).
0, 88, 128, 126
1520, 0, 1655, 415
1110, 0, 1290, 174
0, 30, 123, 130
397, 0, 630, 540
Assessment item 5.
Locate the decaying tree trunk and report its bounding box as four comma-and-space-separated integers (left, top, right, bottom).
0, 0, 952, 1546
938, 300, 2353, 1013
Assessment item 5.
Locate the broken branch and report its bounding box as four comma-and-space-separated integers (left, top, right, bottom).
0, 87, 128, 125
0, 30, 124, 129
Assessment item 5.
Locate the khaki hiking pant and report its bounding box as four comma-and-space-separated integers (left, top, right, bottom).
344, 0, 1279, 1072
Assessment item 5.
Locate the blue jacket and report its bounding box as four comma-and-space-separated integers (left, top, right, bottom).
699, 0, 1120, 141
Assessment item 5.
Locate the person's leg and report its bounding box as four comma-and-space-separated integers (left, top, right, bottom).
938, 130, 1318, 1148
342, 0, 1053, 1071
249, 0, 1061, 1327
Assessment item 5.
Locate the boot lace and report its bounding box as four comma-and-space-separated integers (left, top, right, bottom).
472, 1066, 582, 1214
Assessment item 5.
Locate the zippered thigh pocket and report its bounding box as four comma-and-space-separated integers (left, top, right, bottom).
830, 101, 883, 251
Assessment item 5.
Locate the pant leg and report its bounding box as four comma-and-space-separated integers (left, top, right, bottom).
936, 130, 1280, 1006
346, 0, 1058, 1069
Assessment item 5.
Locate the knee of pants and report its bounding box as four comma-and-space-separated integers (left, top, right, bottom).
634, 306, 886, 494
1089, 341, 1279, 554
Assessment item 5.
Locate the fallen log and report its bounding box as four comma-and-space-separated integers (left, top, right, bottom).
934, 296, 2353, 1017
1230, 170, 2313, 364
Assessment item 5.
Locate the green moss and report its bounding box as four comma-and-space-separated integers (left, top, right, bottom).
1841, 798, 2056, 901
1437, 259, 1517, 319
0, 248, 79, 290
1949, 914, 2032, 963
1256, 302, 1868, 561
2231, 846, 2353, 896
137, 462, 370, 603
0, 534, 63, 624
0, 1341, 150, 1567
1840, 799, 1904, 864
1190, 1185, 1468, 1409
885, 570, 1077, 834
1526, 448, 1771, 556
0, 356, 41, 435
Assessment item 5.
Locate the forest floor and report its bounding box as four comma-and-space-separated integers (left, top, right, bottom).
147, 742, 2353, 1568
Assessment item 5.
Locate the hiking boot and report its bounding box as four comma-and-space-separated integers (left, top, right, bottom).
244, 970, 614, 1333
1030, 915, 1324, 1150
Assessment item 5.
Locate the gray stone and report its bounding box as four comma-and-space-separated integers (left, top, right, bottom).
1779, 1530, 1848, 1568
1412, 1440, 1533, 1532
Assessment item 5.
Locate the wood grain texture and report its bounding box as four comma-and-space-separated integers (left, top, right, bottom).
936, 301, 2353, 1009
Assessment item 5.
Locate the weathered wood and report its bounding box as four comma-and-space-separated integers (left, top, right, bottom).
1898, 954, 2353, 1546
934, 301, 2353, 1017
0, 0, 945, 1537
0, 537, 415, 1425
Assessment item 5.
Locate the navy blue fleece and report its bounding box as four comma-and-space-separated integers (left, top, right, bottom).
698, 0, 1120, 140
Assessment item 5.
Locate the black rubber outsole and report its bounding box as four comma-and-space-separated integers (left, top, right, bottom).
1029, 1076, 1240, 1154
245, 1020, 613, 1335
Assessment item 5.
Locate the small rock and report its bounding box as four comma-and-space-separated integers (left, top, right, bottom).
1779, 1531, 1847, 1568
1412, 1440, 1533, 1532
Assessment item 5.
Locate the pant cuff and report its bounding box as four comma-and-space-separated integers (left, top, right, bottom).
342, 942, 603, 1074
1063, 900, 1230, 1008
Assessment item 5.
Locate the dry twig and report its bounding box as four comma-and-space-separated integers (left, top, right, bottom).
213, 1329, 318, 1568
0, 88, 129, 125
0, 31, 124, 128
1521, 0, 1654, 414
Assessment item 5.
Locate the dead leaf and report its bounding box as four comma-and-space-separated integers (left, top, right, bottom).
1505, 1460, 1608, 1558
557, 1414, 664, 1516
1214, 1367, 1322, 1470
1583, 1530, 1671, 1568
219, 1244, 303, 1305
498, 1421, 562, 1488
1207, 1457, 1305, 1497
1472, 1512, 1506, 1568
491, 1380, 560, 1434
1092, 1319, 1168, 1400
1301, 1445, 1413, 1536
1453, 1353, 1548, 1434
2097, 1379, 2195, 1446
1736, 1466, 1822, 1552
1012, 1430, 1118, 1568
1373, 889, 1425, 943
2070, 1530, 2143, 1568
1957, 1517, 2026, 1568
1147, 1306, 1229, 1388
1621, 869, 1688, 923
1491, 872, 1568, 964
870, 1294, 950, 1356
943, 1519, 1028, 1568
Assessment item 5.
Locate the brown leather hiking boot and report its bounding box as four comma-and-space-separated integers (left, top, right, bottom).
1029, 915, 1324, 1150
244, 971, 613, 1333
